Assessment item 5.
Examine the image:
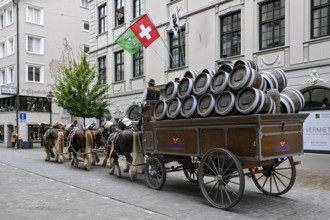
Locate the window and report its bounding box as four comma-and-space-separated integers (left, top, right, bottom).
26, 5, 43, 25
0, 69, 5, 85
0, 125, 4, 142
133, 0, 144, 19
115, 51, 124, 81
26, 35, 44, 54
98, 4, 107, 34
302, 87, 330, 110
0, 41, 5, 58
259, 0, 285, 50
7, 67, 14, 83
83, 45, 90, 53
28, 124, 42, 142
26, 64, 44, 82
7, 38, 14, 55
80, 0, 88, 8
98, 56, 106, 84
83, 20, 89, 31
220, 12, 241, 57
133, 47, 143, 77
311, 0, 330, 38
170, 28, 185, 69
6, 9, 13, 25
0, 13, 4, 29
115, 0, 125, 26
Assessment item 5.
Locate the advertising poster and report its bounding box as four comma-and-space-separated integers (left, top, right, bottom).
303, 111, 330, 152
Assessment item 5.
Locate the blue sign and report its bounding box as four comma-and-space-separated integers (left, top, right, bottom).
19, 112, 26, 120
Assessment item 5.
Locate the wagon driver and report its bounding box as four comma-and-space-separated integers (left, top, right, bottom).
137, 79, 160, 130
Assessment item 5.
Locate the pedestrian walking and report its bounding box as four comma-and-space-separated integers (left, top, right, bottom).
11, 129, 18, 149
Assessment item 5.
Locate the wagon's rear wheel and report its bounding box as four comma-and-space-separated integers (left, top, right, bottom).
198, 148, 245, 209
183, 157, 199, 183
251, 156, 296, 196
145, 156, 166, 190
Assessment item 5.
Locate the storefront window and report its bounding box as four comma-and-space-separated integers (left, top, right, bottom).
0, 125, 4, 142
28, 124, 41, 142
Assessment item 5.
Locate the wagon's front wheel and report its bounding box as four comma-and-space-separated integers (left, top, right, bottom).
251, 156, 296, 196
145, 156, 166, 190
198, 148, 245, 209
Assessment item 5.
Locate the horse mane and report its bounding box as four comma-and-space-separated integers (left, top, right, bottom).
85, 130, 93, 152
55, 131, 64, 159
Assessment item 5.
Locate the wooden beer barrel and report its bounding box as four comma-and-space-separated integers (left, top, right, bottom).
228, 64, 262, 91
166, 97, 182, 119
202, 68, 216, 76
218, 63, 234, 73
234, 59, 260, 72
236, 87, 275, 114
177, 77, 194, 99
180, 95, 198, 118
210, 70, 229, 94
164, 80, 179, 101
280, 88, 305, 113
215, 91, 237, 116
260, 68, 288, 92
197, 93, 216, 117
154, 100, 167, 120
193, 72, 212, 96
183, 70, 198, 80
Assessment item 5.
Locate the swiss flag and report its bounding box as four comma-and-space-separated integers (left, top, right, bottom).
130, 14, 160, 48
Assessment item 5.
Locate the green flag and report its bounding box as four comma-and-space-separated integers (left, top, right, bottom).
115, 28, 142, 55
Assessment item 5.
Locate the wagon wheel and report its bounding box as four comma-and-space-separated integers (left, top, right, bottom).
251, 156, 296, 196
183, 157, 200, 183
145, 156, 166, 190
198, 148, 245, 209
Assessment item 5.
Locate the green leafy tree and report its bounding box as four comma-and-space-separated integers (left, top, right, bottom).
53, 53, 110, 126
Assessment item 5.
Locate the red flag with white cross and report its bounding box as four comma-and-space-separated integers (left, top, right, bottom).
130, 14, 160, 48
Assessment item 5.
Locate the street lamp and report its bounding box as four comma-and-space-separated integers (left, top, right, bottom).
46, 91, 54, 126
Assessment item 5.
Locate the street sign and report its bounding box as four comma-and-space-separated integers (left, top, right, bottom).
19, 112, 26, 121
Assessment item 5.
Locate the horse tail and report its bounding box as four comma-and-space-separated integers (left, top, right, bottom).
129, 131, 145, 179
56, 132, 64, 163
84, 130, 93, 170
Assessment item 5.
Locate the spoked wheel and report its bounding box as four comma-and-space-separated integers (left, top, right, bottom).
145, 156, 166, 190
251, 156, 296, 196
198, 148, 245, 209
183, 157, 200, 183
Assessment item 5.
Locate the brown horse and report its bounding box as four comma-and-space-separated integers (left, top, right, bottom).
103, 118, 144, 181
89, 127, 107, 165
67, 127, 106, 170
39, 122, 65, 163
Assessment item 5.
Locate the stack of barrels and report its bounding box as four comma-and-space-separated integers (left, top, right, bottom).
154, 59, 305, 120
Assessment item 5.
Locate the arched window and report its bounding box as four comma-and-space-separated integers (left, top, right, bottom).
300, 86, 330, 110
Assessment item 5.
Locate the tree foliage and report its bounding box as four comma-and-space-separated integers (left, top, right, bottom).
53, 53, 110, 119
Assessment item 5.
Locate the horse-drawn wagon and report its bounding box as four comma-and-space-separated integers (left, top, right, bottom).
142, 104, 308, 209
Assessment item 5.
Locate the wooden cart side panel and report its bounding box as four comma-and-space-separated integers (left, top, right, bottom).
155, 128, 198, 154
227, 127, 258, 158
200, 128, 226, 154
261, 132, 303, 158
144, 131, 154, 151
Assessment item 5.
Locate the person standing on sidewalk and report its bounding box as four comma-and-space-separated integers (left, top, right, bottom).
11, 129, 18, 149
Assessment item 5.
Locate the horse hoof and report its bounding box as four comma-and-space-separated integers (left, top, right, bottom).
109, 172, 114, 175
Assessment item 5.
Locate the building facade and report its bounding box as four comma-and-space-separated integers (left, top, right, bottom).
0, 0, 89, 147
88, 0, 330, 121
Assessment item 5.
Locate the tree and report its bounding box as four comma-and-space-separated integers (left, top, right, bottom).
53, 53, 110, 126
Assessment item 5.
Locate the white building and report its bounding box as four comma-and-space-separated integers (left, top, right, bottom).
88, 0, 330, 120
0, 0, 89, 148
